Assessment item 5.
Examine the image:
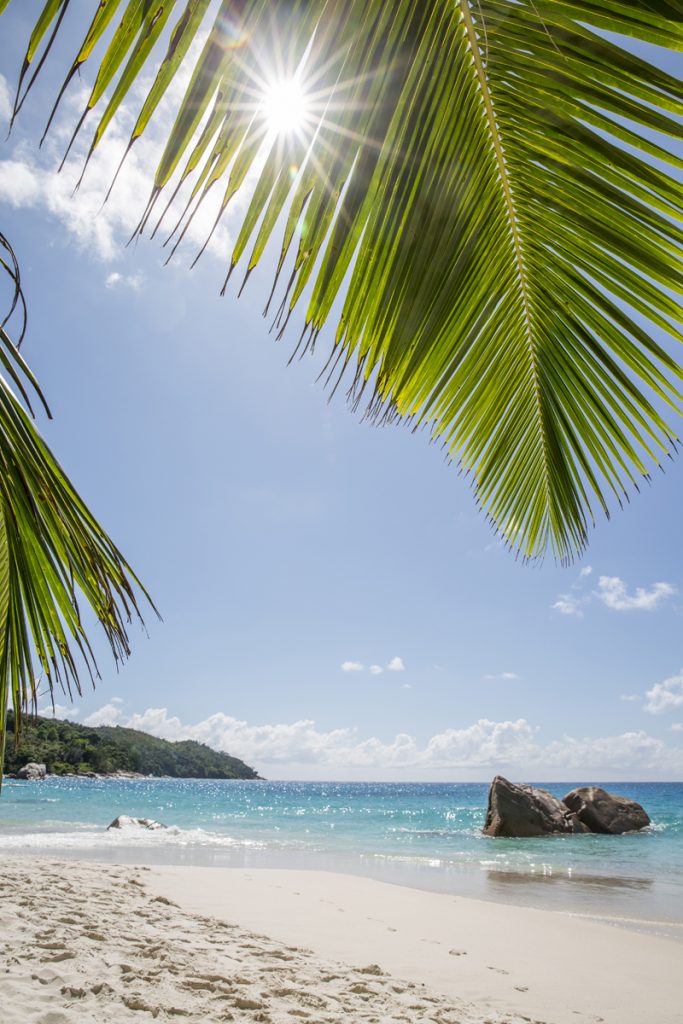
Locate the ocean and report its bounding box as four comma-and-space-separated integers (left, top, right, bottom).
2, 778, 681, 935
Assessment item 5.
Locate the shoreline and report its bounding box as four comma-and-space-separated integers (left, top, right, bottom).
3, 836, 682, 938
1, 856, 680, 1024
4, 777, 681, 938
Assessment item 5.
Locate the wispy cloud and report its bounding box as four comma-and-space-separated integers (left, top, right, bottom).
596, 576, 676, 612
341, 656, 405, 674
105, 270, 143, 290
552, 571, 676, 618
552, 593, 585, 617
644, 670, 683, 715
620, 694, 640, 702
484, 671, 519, 681
0, 53, 247, 264
0, 74, 11, 124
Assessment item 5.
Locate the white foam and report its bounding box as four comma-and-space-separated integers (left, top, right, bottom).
0, 826, 266, 851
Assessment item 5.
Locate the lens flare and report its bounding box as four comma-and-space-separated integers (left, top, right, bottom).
262, 77, 309, 136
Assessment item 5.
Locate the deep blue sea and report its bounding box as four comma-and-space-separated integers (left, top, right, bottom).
2, 779, 681, 931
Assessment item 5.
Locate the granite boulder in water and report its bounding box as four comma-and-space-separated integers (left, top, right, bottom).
16, 762, 47, 780
107, 815, 167, 831
483, 775, 587, 837
563, 787, 650, 834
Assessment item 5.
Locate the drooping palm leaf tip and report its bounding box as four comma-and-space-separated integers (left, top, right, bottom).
4, 0, 683, 564
0, 232, 154, 785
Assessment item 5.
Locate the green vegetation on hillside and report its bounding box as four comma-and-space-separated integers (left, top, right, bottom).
3, 712, 260, 780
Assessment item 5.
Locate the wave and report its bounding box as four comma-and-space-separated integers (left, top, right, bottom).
0, 825, 268, 851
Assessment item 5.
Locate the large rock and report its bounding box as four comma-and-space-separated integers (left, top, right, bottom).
563, 787, 650, 834
483, 775, 588, 837
16, 762, 46, 780
107, 815, 167, 831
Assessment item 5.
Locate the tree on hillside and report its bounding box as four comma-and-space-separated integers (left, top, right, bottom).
0, 1, 681, 759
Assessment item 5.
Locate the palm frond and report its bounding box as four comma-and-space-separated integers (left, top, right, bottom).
4, 0, 683, 561
0, 233, 154, 781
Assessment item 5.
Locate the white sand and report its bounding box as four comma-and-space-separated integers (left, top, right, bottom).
149, 866, 681, 1024
1, 858, 679, 1024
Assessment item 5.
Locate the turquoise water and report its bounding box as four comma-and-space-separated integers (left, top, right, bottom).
2, 779, 681, 930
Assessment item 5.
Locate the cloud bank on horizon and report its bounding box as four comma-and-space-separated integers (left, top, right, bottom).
38, 685, 683, 780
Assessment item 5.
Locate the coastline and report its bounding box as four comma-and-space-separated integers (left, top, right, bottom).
3, 777, 682, 930
2, 856, 680, 1024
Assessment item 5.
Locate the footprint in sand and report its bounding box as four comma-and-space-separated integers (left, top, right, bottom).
31, 970, 60, 986
486, 966, 510, 975
61, 985, 87, 999
448, 949, 467, 956
357, 964, 385, 976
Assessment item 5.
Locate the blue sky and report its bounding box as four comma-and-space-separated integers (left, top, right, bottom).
0, 4, 682, 780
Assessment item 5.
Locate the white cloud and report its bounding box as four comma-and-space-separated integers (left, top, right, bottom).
484, 671, 519, 681
0, 73, 11, 124
120, 707, 540, 769
0, 52, 245, 264
551, 565, 592, 616
341, 657, 405, 674
106, 271, 143, 290
552, 593, 584, 617
82, 702, 124, 727
541, 730, 682, 773
39, 703, 79, 719
596, 576, 676, 612
553, 572, 676, 617
401, 683, 412, 690
75, 703, 683, 777
671, 723, 683, 733
644, 670, 683, 714
620, 694, 640, 702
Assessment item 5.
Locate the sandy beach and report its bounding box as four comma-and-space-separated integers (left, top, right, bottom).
1, 857, 679, 1024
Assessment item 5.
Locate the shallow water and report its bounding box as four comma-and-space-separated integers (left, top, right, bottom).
1, 778, 681, 931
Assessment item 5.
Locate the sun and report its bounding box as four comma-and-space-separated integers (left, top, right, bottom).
262, 76, 310, 137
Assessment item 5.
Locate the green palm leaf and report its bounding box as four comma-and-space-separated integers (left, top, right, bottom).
4, 0, 683, 563
0, 234, 153, 783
